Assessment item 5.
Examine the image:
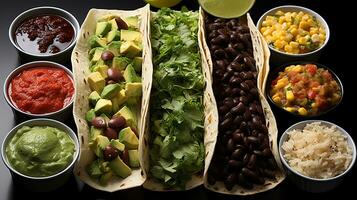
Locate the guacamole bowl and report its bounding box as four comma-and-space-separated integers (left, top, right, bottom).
1, 118, 79, 192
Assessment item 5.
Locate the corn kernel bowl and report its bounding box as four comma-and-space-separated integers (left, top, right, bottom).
257, 5, 330, 65
265, 62, 343, 119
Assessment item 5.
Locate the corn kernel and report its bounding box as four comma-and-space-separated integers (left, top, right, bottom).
311, 34, 320, 43
284, 45, 293, 53
299, 21, 310, 30
292, 65, 302, 72
290, 41, 299, 48
284, 107, 296, 112
273, 96, 281, 104
298, 107, 308, 116
286, 90, 295, 101
311, 103, 317, 108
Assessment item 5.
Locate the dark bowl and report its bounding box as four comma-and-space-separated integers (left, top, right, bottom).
265, 61, 344, 119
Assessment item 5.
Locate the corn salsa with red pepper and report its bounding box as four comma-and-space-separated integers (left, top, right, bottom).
270, 64, 341, 116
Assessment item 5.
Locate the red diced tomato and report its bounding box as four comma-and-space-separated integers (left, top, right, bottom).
306, 64, 317, 75
308, 90, 317, 99
322, 71, 333, 81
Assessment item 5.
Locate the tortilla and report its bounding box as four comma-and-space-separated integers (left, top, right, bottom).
141, 9, 218, 191
71, 4, 151, 192
199, 10, 286, 195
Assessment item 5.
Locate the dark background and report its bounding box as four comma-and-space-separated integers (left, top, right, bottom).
0, 0, 354, 199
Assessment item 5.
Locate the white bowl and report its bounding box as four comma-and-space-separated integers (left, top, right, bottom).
279, 120, 356, 192
257, 5, 330, 65
1, 118, 80, 192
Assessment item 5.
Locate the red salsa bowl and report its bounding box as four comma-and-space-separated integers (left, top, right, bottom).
3, 61, 75, 121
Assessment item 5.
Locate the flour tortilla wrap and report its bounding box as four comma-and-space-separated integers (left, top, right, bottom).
141, 9, 218, 191
200, 11, 286, 195
71, 4, 151, 192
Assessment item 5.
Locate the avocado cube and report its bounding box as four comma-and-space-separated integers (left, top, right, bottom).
110, 139, 125, 151
88, 91, 101, 106
93, 64, 109, 79
128, 150, 140, 168
109, 157, 131, 178
91, 48, 104, 62
112, 89, 127, 110
120, 41, 141, 58
91, 135, 110, 158
109, 18, 118, 31
118, 127, 139, 150
132, 57, 142, 73
87, 72, 105, 93
90, 126, 103, 143
86, 109, 96, 123
87, 159, 103, 179
124, 64, 141, 83
107, 30, 120, 43
120, 30, 141, 43
113, 106, 136, 127
96, 21, 111, 36
101, 83, 121, 99
112, 56, 130, 71
88, 35, 107, 48
124, 16, 139, 29
107, 41, 121, 57
99, 14, 116, 21
99, 170, 114, 185
95, 99, 112, 115
125, 83, 142, 97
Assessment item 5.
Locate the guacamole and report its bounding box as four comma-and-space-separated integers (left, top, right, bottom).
6, 126, 75, 177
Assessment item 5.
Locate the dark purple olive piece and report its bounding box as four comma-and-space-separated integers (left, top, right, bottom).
103, 145, 119, 161
91, 117, 106, 128
115, 17, 128, 30
107, 68, 123, 82
104, 127, 118, 140
101, 50, 114, 61
108, 116, 126, 129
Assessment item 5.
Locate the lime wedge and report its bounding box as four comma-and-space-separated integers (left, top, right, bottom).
145, 0, 182, 8
199, 0, 255, 18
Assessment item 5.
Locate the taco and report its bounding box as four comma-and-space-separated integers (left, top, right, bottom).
200, 10, 286, 195
141, 8, 218, 191
71, 4, 152, 192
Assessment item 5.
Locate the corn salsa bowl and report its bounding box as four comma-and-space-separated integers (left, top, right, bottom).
267, 63, 343, 117
257, 5, 330, 63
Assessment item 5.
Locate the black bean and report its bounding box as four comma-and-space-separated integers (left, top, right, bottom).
227, 138, 235, 152
247, 136, 259, 144
231, 148, 244, 160
220, 118, 232, 131
219, 105, 229, 113
233, 115, 243, 125
232, 88, 240, 95
240, 82, 250, 91
247, 154, 257, 169
262, 148, 272, 157
214, 49, 226, 59
226, 46, 237, 58
224, 173, 237, 190
243, 110, 252, 121
223, 97, 234, 108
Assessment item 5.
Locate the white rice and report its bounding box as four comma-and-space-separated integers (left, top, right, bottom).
282, 122, 353, 179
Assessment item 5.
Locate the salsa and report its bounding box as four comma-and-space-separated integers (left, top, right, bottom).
9, 67, 74, 114
15, 15, 74, 54
270, 64, 341, 116
6, 126, 75, 177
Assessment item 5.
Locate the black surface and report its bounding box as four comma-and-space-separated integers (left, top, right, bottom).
0, 0, 355, 199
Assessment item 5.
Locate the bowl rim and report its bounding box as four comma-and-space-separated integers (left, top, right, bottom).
2, 60, 75, 117
256, 5, 330, 57
265, 61, 344, 118
8, 6, 80, 57
279, 120, 357, 182
1, 118, 80, 180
